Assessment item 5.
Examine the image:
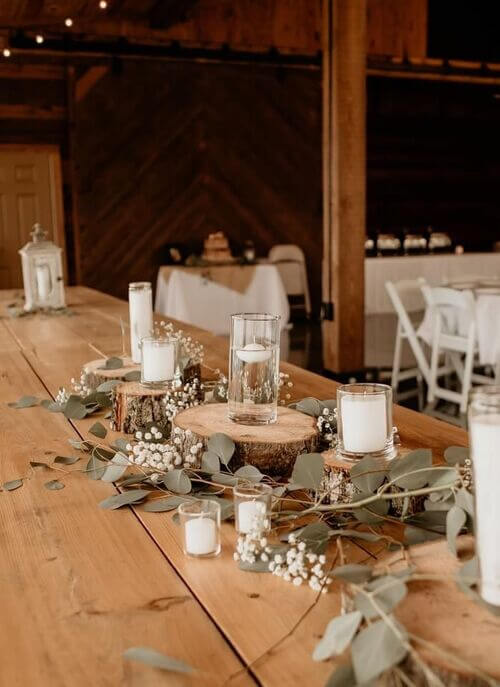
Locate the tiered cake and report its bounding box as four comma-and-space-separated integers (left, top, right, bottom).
202, 232, 233, 262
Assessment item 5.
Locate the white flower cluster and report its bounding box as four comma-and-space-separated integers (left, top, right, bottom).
163, 379, 203, 421
270, 534, 332, 593
233, 511, 273, 565
70, 371, 94, 397
317, 407, 336, 447
157, 321, 204, 364
126, 426, 203, 472
56, 387, 69, 404
278, 372, 293, 406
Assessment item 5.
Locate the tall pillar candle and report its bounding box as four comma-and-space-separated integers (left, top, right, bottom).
35, 264, 51, 301
129, 282, 153, 364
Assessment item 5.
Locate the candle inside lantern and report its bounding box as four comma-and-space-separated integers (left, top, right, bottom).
341, 394, 387, 454
129, 282, 153, 364
35, 264, 51, 301
141, 337, 176, 384
184, 517, 218, 556
237, 499, 266, 534
469, 413, 500, 606
236, 342, 272, 364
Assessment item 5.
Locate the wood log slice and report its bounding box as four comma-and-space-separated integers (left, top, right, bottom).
173, 403, 319, 477
111, 381, 169, 434
377, 536, 500, 686
84, 357, 140, 388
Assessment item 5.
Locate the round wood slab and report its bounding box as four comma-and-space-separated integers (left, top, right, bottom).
173, 403, 319, 476
84, 357, 139, 383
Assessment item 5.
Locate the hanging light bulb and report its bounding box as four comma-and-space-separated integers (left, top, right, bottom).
99, 0, 108, 8
2, 48, 11, 57
64, 17, 73, 27
35, 34, 44, 44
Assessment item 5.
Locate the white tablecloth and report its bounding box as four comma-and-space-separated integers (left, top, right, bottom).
366, 253, 500, 314
155, 264, 290, 335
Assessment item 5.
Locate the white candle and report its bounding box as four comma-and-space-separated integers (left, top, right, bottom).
470, 413, 500, 605
185, 517, 218, 555
35, 264, 51, 301
236, 342, 272, 363
237, 500, 266, 534
142, 341, 175, 383
341, 394, 387, 453
129, 284, 153, 364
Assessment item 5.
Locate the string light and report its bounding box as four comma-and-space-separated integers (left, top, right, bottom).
99, 0, 108, 8
2, 48, 11, 57
35, 34, 44, 44
64, 17, 73, 27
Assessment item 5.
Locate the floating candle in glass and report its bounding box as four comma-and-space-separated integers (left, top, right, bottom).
336, 383, 395, 461
469, 387, 500, 606
178, 500, 221, 558
140, 336, 177, 389
233, 481, 273, 534
129, 282, 153, 364
228, 313, 280, 425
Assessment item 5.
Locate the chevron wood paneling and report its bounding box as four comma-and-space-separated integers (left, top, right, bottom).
75, 59, 322, 309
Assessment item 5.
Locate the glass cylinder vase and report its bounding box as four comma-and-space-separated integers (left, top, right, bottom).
336, 383, 395, 461
233, 481, 273, 534
469, 387, 500, 606
129, 282, 153, 364
228, 313, 280, 425
178, 499, 221, 558
140, 336, 177, 389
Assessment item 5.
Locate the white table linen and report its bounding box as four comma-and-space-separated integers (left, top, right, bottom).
155, 264, 290, 336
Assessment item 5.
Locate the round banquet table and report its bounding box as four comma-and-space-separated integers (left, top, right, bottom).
155, 263, 290, 335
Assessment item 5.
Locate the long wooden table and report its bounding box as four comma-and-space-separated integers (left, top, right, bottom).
0, 287, 468, 686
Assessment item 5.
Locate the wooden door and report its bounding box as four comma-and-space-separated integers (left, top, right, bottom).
0, 146, 65, 288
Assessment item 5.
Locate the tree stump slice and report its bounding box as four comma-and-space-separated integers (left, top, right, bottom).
377, 536, 500, 686
111, 382, 169, 434
84, 358, 140, 387
173, 403, 319, 477
322, 447, 426, 516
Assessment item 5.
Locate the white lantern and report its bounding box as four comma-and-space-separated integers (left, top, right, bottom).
19, 223, 65, 311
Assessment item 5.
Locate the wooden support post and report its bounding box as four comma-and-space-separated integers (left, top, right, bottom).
322, 0, 367, 374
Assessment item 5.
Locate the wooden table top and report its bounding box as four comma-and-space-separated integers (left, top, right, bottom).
0, 287, 468, 686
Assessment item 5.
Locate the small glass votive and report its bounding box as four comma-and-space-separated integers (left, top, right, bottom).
469, 387, 500, 606
178, 499, 221, 558
140, 336, 177, 389
336, 383, 395, 461
233, 480, 273, 534
228, 313, 281, 425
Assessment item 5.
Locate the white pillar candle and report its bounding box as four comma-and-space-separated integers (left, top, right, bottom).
470, 413, 500, 605
341, 394, 387, 453
35, 264, 51, 301
185, 517, 218, 555
237, 343, 272, 363
142, 341, 175, 383
237, 500, 266, 534
129, 284, 153, 364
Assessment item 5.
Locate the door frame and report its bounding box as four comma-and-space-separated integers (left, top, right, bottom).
0, 144, 67, 278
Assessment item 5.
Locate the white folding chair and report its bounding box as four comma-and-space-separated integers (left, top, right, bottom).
385, 278, 429, 408
268, 244, 311, 317
421, 286, 493, 415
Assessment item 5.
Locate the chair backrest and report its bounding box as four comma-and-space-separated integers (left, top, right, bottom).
420, 285, 475, 349
268, 244, 305, 264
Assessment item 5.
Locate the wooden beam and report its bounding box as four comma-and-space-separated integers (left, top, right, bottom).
0, 104, 65, 119
75, 65, 108, 102
322, 0, 366, 373
66, 65, 82, 285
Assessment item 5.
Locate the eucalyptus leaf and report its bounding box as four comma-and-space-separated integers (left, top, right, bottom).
329, 529, 383, 542
207, 433, 235, 466
389, 449, 432, 489
404, 526, 442, 545
425, 466, 459, 488
291, 453, 324, 491
96, 379, 122, 393
2, 478, 23, 491
211, 472, 238, 487
295, 521, 332, 554
234, 465, 263, 483
295, 397, 322, 417
143, 496, 193, 512
112, 437, 130, 452
320, 399, 337, 412
123, 647, 194, 674
40, 399, 65, 412
92, 446, 115, 462
351, 618, 408, 684
444, 446, 469, 466
313, 611, 363, 661
350, 456, 387, 493
163, 469, 192, 495
354, 575, 407, 620
124, 370, 141, 382
101, 453, 129, 483
201, 450, 220, 474
68, 438, 93, 452
99, 356, 123, 370
89, 421, 107, 439
86, 455, 107, 480
424, 496, 454, 512
30, 460, 48, 468
45, 479, 65, 490
446, 505, 467, 555
331, 564, 372, 584
8, 395, 39, 409
324, 664, 357, 687
119, 473, 150, 487
99, 489, 149, 509
351, 493, 389, 523
54, 455, 80, 465
455, 487, 475, 517
64, 395, 88, 420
